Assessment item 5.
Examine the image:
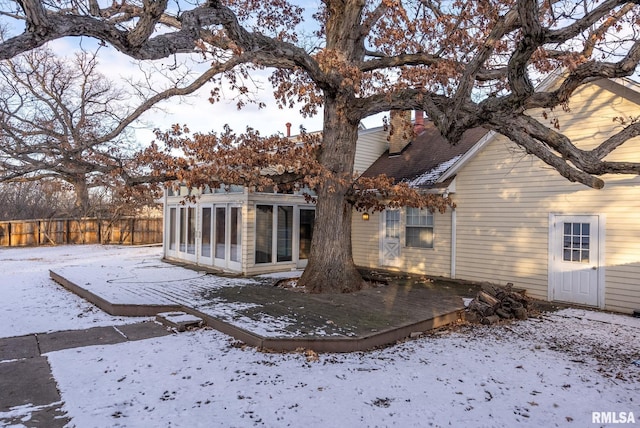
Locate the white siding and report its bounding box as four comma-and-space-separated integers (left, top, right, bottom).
352, 209, 453, 277
352, 211, 383, 268
453, 79, 640, 313
353, 127, 388, 176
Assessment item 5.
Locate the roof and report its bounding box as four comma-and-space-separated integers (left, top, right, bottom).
361, 121, 489, 188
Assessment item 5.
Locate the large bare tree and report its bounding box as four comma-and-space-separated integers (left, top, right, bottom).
1, 0, 639, 292
0, 47, 141, 213
0, 46, 201, 214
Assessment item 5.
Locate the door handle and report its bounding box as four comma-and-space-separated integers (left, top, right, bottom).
591, 266, 597, 270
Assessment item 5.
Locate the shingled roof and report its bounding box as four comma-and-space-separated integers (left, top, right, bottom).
361, 121, 489, 189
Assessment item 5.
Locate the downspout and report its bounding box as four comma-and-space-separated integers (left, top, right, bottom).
451, 207, 456, 279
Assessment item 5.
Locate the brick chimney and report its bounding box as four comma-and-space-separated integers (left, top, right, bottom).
388, 110, 413, 155
285, 122, 292, 137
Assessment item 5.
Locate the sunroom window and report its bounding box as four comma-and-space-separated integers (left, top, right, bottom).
405, 207, 434, 248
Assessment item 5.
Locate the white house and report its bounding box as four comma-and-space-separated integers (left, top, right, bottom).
163, 76, 640, 314
352, 77, 640, 314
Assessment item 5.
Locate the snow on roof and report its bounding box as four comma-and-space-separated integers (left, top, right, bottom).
406, 154, 462, 187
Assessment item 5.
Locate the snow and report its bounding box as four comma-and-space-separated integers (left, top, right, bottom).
50, 255, 322, 337
2, 244, 640, 427
52, 255, 253, 306
406, 155, 462, 187
0, 245, 155, 338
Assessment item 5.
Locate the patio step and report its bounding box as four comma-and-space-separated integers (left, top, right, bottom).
156, 311, 204, 332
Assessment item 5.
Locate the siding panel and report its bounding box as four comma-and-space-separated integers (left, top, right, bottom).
454, 79, 640, 313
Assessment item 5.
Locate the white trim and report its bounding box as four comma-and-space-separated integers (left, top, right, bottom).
548, 212, 606, 309
162, 189, 168, 256
436, 130, 498, 184
547, 213, 554, 303
598, 214, 607, 309
357, 124, 386, 136
450, 208, 456, 278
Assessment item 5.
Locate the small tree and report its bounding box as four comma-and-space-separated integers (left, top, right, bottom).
1, 0, 639, 292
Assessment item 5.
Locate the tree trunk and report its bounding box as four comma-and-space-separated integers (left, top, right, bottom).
298, 96, 365, 293
71, 176, 91, 216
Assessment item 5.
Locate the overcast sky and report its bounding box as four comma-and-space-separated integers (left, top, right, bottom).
44, 13, 386, 148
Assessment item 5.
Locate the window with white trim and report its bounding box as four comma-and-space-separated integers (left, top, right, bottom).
405, 207, 434, 248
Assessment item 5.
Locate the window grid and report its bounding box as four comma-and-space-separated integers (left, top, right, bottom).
385, 210, 401, 239
563, 222, 590, 263
405, 207, 434, 248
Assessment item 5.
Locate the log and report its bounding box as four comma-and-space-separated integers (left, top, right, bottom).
469, 299, 494, 317
495, 308, 513, 319
481, 315, 500, 325
467, 283, 531, 323
478, 290, 500, 307
513, 307, 528, 320
505, 297, 524, 309
481, 283, 501, 296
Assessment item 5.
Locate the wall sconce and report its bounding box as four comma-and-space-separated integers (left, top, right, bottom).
362, 212, 370, 221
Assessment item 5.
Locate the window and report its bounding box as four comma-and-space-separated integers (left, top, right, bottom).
179, 207, 187, 252
201, 207, 212, 257
405, 207, 434, 248
385, 209, 401, 238
230, 207, 241, 262
178, 206, 196, 254
168, 207, 177, 250
187, 207, 196, 254
299, 209, 315, 260
255, 204, 313, 264
563, 222, 590, 263
215, 207, 226, 259
255, 205, 273, 263
277, 206, 294, 262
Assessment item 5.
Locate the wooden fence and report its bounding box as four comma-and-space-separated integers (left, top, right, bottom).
0, 217, 163, 247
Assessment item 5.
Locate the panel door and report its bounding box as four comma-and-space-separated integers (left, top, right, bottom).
550, 215, 600, 307
380, 209, 402, 267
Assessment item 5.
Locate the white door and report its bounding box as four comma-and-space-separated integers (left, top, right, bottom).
213, 205, 242, 272
173, 205, 196, 262
198, 205, 214, 266
380, 209, 401, 267
550, 215, 601, 307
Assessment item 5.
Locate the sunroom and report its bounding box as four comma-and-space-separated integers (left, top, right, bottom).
163, 185, 315, 275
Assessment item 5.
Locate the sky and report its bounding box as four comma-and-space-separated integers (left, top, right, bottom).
47, 37, 329, 145
1, 244, 639, 427
39, 0, 380, 148
3, 2, 638, 152
55, 37, 387, 146
1, 0, 338, 145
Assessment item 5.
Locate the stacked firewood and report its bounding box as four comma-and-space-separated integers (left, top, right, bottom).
467, 283, 529, 324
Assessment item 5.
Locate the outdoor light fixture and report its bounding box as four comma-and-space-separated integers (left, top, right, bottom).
362, 213, 370, 221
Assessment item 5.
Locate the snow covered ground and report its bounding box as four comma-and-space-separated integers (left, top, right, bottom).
0, 245, 156, 338
1, 245, 639, 427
